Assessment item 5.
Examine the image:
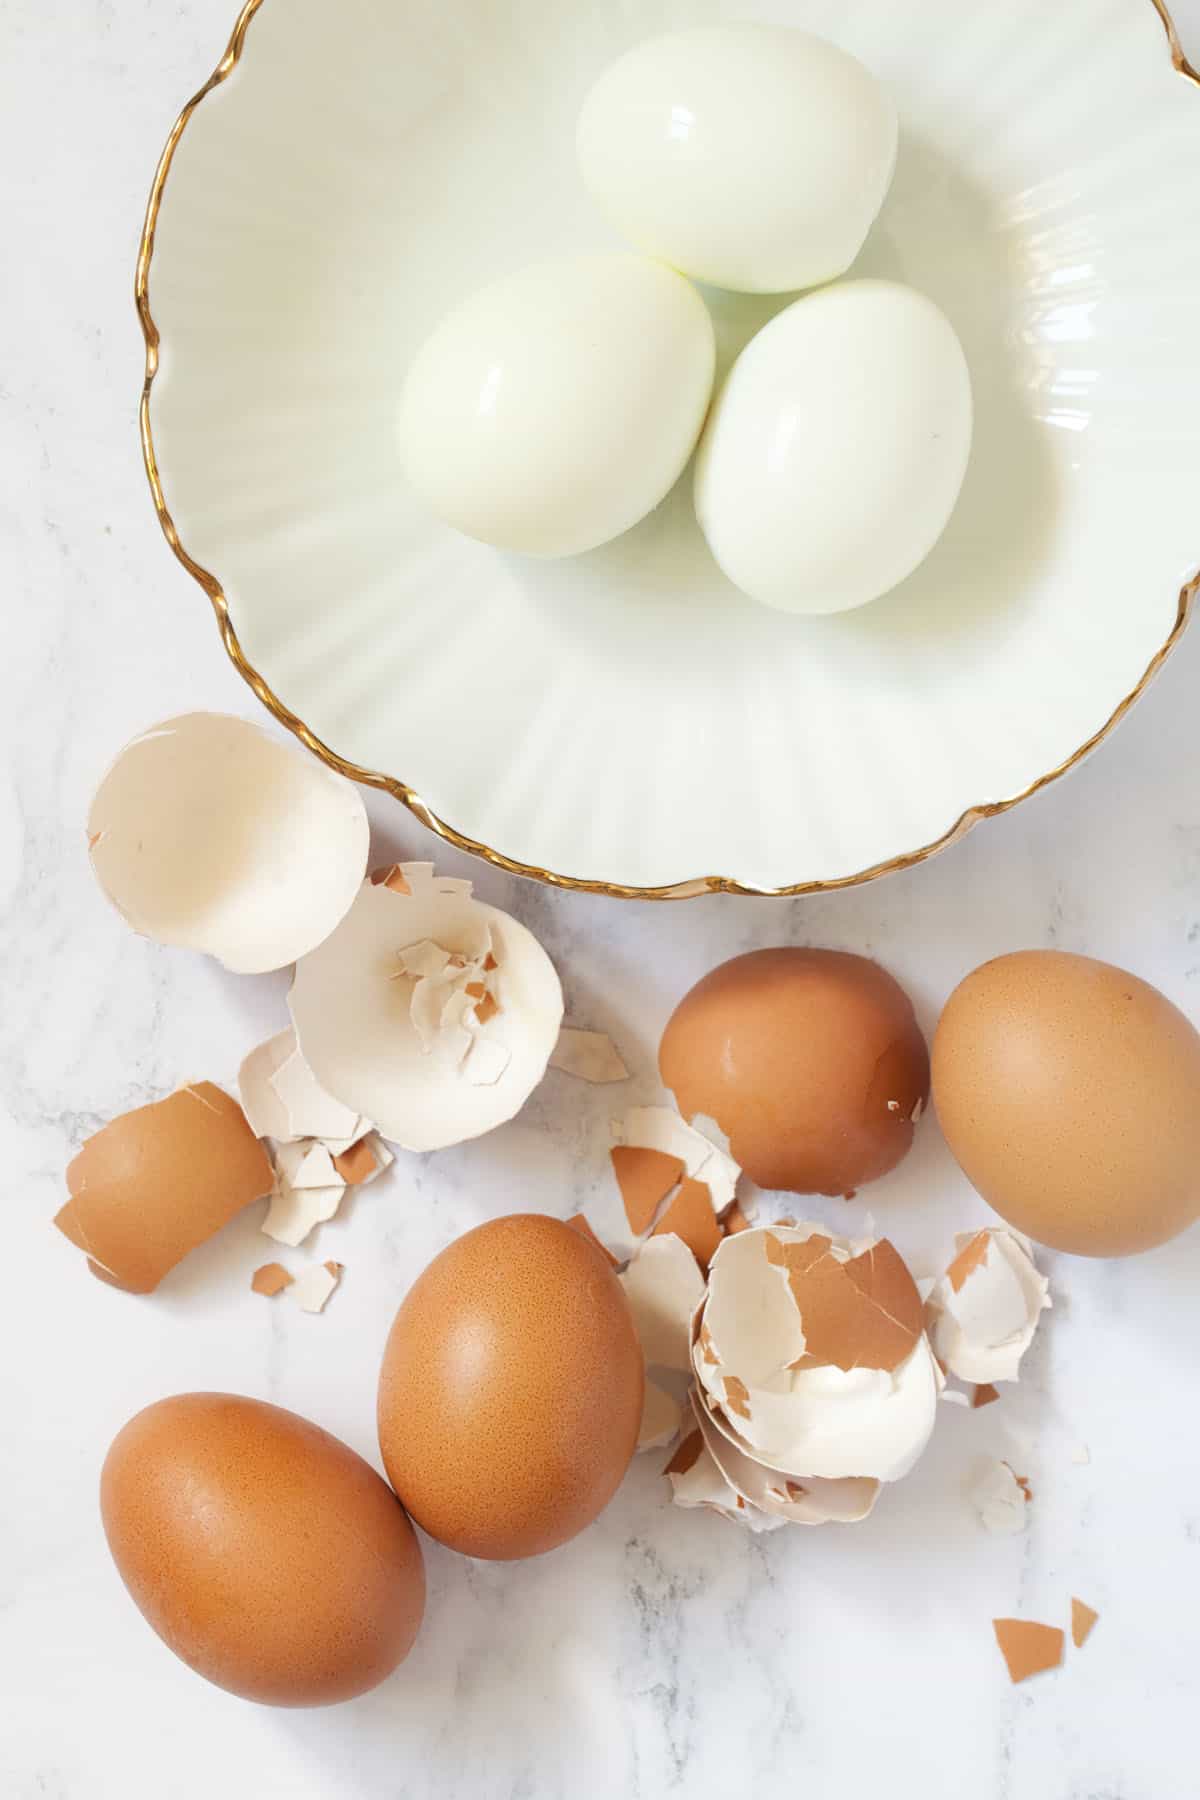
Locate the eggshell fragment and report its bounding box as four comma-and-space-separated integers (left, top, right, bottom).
651, 1178, 722, 1271
239, 1029, 365, 1144
611, 1147, 686, 1236
692, 1392, 879, 1525
616, 1106, 740, 1212
621, 1233, 707, 1372
261, 1183, 346, 1249
289, 865, 562, 1152
292, 1260, 343, 1314
87, 714, 369, 973
664, 1429, 784, 1532
993, 1619, 1063, 1684
1071, 1598, 1100, 1648
333, 1136, 390, 1185
638, 1381, 683, 1452
56, 1083, 274, 1293
927, 1228, 1050, 1384
971, 1459, 1031, 1534
260, 1130, 390, 1249
549, 1027, 630, 1084
694, 1225, 939, 1483
250, 1262, 292, 1297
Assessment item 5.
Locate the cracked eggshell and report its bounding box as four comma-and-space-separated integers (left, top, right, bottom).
621, 1233, 707, 1372
55, 1084, 274, 1293
239, 1029, 366, 1145
691, 1392, 879, 1525
637, 1381, 683, 1452
660, 949, 928, 1196
971, 1459, 1031, 1534
664, 1429, 783, 1532
549, 1027, 629, 1084
288, 868, 562, 1152
87, 714, 369, 974
292, 1260, 344, 1314
927, 1227, 1050, 1384
693, 1225, 939, 1482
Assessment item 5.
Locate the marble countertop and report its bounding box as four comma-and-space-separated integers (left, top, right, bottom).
4, 3, 1200, 1796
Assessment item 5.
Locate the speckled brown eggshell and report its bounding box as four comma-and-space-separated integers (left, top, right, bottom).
933, 949, 1200, 1256
377, 1214, 643, 1559
658, 948, 929, 1197
100, 1393, 425, 1706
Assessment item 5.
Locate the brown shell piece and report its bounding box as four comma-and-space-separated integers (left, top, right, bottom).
765, 1231, 923, 1372
55, 1083, 274, 1293
660, 949, 929, 1196
651, 1177, 722, 1270
610, 1145, 685, 1234
1071, 1598, 1100, 1648
946, 1230, 991, 1292
992, 1618, 1064, 1684
664, 1430, 704, 1477
332, 1138, 379, 1185
250, 1263, 292, 1297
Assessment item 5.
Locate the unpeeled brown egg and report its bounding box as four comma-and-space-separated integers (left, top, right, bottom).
101, 1394, 425, 1706
378, 1214, 643, 1559
659, 948, 929, 1197
933, 950, 1200, 1256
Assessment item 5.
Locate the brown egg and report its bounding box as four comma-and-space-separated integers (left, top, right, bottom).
378, 1214, 643, 1559
101, 1393, 425, 1706
933, 950, 1200, 1256
659, 948, 929, 1196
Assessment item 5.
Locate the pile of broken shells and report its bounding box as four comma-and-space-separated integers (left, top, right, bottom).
65, 711, 1053, 1536
582, 1106, 1049, 1532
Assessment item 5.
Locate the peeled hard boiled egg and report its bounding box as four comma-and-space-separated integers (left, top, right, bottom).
577, 25, 897, 294
378, 1214, 643, 1559
933, 950, 1200, 1256
397, 252, 715, 558
695, 280, 973, 615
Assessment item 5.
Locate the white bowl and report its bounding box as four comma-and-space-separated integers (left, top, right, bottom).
140, 0, 1200, 897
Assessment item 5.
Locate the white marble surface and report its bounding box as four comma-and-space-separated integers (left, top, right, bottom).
3, 3, 1200, 1796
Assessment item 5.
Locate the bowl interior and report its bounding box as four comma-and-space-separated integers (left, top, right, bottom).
147, 0, 1200, 891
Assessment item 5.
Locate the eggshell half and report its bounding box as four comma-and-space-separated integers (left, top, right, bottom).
289, 865, 563, 1151
55, 1083, 273, 1293
933, 950, 1200, 1255
101, 1393, 425, 1706
377, 1215, 642, 1559
88, 714, 369, 973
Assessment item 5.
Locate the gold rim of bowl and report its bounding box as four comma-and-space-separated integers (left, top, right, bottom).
135, 0, 1200, 901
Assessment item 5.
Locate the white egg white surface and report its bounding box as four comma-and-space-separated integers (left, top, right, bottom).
577, 24, 897, 295
695, 279, 973, 615
397, 252, 715, 559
